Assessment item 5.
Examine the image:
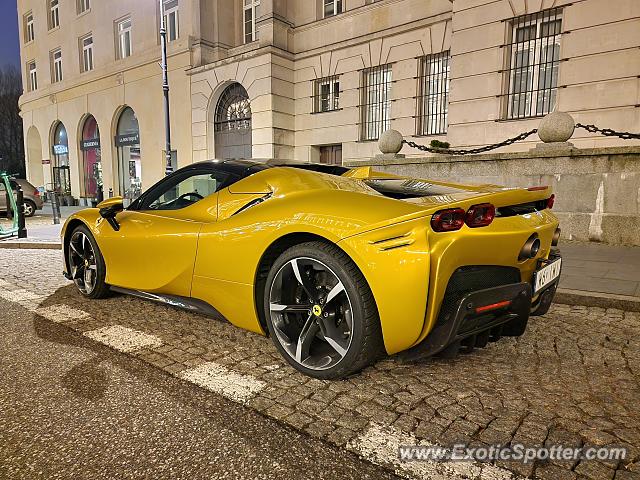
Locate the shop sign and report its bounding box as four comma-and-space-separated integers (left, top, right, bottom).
53, 144, 68, 155
115, 132, 140, 147
81, 139, 101, 150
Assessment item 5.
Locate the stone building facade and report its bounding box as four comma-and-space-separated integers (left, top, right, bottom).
17, 0, 640, 203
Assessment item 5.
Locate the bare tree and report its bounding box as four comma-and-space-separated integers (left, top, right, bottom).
0, 66, 25, 177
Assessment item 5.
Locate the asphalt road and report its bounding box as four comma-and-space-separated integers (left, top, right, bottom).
0, 298, 399, 480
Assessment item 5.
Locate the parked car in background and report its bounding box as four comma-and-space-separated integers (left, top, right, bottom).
0, 178, 44, 217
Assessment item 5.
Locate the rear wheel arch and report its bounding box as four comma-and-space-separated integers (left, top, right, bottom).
253, 232, 378, 336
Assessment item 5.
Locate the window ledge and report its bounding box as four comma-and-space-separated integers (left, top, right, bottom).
494, 115, 546, 123
77, 8, 91, 18
310, 108, 343, 115
48, 26, 60, 34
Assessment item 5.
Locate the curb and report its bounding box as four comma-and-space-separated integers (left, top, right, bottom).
554, 288, 640, 312
0, 241, 61, 250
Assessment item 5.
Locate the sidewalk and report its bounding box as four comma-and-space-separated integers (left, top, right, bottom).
555, 241, 640, 311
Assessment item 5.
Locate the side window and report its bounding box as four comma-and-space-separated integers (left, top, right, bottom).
139, 170, 230, 211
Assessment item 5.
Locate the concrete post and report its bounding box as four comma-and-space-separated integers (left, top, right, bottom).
530, 111, 576, 153
375, 129, 405, 160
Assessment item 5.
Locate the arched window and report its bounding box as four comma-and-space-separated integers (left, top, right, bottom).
80, 115, 102, 201
115, 107, 142, 202
52, 121, 71, 195
214, 83, 252, 159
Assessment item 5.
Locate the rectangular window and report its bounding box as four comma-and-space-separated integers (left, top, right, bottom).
116, 17, 132, 59
319, 145, 342, 165
313, 75, 340, 113
244, 0, 260, 43
163, 0, 179, 41
418, 51, 450, 135
81, 34, 94, 72
28, 61, 37, 91
25, 13, 35, 43
360, 64, 392, 141
49, 0, 60, 29
504, 7, 562, 119
324, 0, 343, 17
77, 0, 90, 14
51, 49, 63, 83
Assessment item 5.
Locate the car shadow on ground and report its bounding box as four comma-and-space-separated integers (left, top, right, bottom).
27, 287, 401, 480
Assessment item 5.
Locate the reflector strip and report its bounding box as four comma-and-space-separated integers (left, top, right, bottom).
475, 300, 511, 314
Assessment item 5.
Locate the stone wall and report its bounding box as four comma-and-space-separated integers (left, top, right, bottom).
345, 146, 640, 246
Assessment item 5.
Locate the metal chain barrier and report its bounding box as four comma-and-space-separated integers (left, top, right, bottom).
402, 129, 539, 156
575, 123, 640, 140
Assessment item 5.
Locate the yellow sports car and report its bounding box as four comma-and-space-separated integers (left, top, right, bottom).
61, 160, 561, 379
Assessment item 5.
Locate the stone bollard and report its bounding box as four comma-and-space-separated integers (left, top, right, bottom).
375, 129, 405, 160
531, 111, 576, 152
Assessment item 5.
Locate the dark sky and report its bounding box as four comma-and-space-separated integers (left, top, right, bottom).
0, 0, 20, 70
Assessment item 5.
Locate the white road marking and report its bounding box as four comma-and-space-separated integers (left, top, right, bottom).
35, 304, 91, 323
0, 288, 43, 303
348, 423, 519, 480
179, 362, 266, 404
0, 285, 52, 312
84, 325, 164, 353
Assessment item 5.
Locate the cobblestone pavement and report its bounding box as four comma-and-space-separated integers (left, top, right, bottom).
1, 249, 639, 480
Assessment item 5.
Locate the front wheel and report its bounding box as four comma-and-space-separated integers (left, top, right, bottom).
264, 241, 383, 379
67, 225, 110, 299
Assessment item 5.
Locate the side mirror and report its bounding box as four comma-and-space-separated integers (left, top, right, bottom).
97, 196, 124, 231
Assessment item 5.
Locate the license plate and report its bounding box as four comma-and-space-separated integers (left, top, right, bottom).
533, 258, 562, 294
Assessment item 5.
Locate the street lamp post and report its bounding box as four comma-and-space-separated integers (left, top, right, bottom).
159, 0, 173, 176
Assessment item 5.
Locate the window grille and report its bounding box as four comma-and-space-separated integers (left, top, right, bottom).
417, 51, 450, 135
360, 64, 392, 141
504, 7, 562, 119
313, 76, 340, 113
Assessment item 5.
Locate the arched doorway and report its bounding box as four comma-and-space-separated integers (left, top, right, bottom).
80, 115, 103, 203
115, 107, 142, 202
214, 83, 252, 159
26, 126, 44, 188
51, 121, 71, 197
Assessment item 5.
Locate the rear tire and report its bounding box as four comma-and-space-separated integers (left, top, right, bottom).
263, 241, 383, 379
67, 225, 110, 299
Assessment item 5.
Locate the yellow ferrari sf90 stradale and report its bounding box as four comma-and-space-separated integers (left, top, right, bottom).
61, 160, 561, 379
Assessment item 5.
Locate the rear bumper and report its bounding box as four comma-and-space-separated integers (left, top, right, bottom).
402, 259, 560, 360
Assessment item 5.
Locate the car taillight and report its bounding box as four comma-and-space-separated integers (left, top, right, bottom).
547, 194, 555, 209
34, 189, 40, 197
431, 208, 466, 232
465, 203, 495, 228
